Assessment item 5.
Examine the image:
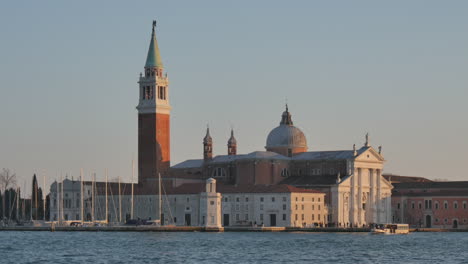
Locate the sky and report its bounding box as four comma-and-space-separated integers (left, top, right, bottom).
1, 1, 467, 195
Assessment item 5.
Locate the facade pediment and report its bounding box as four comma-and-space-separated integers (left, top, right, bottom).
354, 147, 385, 163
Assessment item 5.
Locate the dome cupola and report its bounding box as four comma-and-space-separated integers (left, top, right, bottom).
265, 105, 308, 157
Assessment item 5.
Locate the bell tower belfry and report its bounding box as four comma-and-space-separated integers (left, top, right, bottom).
136, 21, 171, 185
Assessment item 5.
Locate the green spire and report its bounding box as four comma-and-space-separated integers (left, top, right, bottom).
145, 20, 163, 68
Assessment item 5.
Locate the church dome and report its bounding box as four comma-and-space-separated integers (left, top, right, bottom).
265, 106, 307, 156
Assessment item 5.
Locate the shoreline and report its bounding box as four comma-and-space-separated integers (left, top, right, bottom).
0, 226, 466, 232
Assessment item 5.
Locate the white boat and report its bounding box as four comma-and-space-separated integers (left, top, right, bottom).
371, 224, 409, 234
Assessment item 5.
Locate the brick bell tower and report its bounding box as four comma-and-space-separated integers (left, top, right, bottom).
136, 21, 171, 186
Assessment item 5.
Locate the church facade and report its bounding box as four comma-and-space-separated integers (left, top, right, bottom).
50, 22, 393, 227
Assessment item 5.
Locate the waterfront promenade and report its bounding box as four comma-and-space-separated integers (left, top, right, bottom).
0, 225, 466, 232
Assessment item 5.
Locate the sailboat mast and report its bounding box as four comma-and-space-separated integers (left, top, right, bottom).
158, 173, 162, 223
55, 178, 59, 223
92, 173, 95, 222
43, 173, 46, 221
80, 169, 84, 223
60, 174, 64, 223
16, 187, 19, 221
30, 179, 33, 221
105, 169, 108, 223
118, 176, 122, 223
131, 160, 134, 220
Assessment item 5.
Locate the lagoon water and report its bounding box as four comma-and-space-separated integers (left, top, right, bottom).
0, 231, 467, 263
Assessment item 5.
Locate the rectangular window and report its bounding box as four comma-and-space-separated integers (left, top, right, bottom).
76, 214, 79, 220
236, 204, 240, 211
283, 197, 286, 202
260, 197, 264, 202
312, 214, 315, 221
245, 214, 249, 220
260, 204, 263, 210
245, 197, 249, 202
301, 205, 304, 210
236, 197, 240, 202
272, 197, 275, 202
301, 214, 304, 220
236, 214, 239, 221
318, 214, 321, 221
397, 203, 401, 209
295, 204, 298, 210
295, 214, 298, 221
260, 214, 263, 221
312, 198, 315, 202
283, 204, 286, 210
318, 205, 321, 210
411, 202, 415, 209
283, 214, 286, 221
312, 205, 314, 210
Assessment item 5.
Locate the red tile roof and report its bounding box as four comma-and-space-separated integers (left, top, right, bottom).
168, 183, 323, 195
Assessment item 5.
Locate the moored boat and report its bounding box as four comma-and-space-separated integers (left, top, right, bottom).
371, 224, 409, 234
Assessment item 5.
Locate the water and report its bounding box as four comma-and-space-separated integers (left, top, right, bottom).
0, 231, 467, 263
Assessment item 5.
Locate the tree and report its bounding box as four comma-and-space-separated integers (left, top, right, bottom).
0, 168, 17, 220
0, 168, 17, 191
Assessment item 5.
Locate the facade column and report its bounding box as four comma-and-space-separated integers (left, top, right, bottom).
350, 170, 355, 226
357, 168, 362, 226
376, 169, 381, 223
370, 169, 376, 223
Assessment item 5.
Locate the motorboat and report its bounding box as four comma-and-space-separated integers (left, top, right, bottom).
371, 223, 409, 234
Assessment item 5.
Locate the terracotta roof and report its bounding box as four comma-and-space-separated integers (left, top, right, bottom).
167, 183, 323, 195
393, 181, 468, 190
383, 174, 432, 183
392, 190, 468, 197
279, 175, 338, 186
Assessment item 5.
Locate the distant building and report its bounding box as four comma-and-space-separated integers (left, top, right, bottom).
166, 179, 326, 227
389, 176, 468, 228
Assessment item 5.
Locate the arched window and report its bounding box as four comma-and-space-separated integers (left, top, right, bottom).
435, 201, 439, 210
454, 201, 458, 209
212, 167, 226, 177
281, 168, 290, 177
444, 201, 448, 209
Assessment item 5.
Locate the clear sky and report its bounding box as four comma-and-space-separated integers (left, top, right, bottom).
1, 1, 467, 194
